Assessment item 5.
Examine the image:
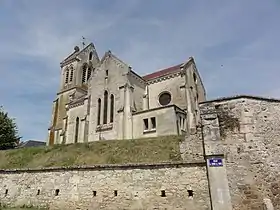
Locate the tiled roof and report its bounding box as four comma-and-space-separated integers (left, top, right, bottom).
142, 63, 183, 81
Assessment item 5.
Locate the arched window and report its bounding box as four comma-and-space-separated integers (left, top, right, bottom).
193, 72, 197, 84
89, 52, 93, 60
97, 98, 101, 125
87, 95, 91, 115
110, 94, 114, 123
74, 117, 79, 143
82, 65, 87, 83
65, 69, 69, 84
69, 67, 74, 82
103, 91, 108, 124
87, 67, 92, 80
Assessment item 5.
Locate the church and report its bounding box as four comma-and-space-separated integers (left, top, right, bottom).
47, 43, 206, 145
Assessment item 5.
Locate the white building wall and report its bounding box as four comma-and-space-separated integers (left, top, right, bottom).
88, 54, 130, 141
66, 104, 86, 144
132, 106, 179, 139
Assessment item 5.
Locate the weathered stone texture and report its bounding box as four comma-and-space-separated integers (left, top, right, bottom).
0, 164, 210, 210
201, 97, 280, 210
180, 132, 205, 162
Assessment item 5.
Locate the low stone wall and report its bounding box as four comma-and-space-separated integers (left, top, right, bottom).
0, 162, 210, 210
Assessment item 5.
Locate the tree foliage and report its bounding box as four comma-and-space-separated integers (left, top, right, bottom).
0, 106, 20, 150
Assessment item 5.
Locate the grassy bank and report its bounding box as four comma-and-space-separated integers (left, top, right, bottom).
0, 136, 183, 169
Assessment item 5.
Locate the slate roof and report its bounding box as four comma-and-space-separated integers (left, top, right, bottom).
17, 140, 46, 148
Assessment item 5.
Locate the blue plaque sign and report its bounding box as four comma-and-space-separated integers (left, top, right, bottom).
209, 158, 223, 167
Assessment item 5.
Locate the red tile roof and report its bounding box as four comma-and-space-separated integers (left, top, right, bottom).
142, 63, 183, 81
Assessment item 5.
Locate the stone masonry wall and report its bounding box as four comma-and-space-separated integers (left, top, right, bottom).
201, 97, 280, 210
180, 131, 205, 162
0, 163, 210, 210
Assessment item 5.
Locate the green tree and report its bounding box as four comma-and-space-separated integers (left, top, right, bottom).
0, 106, 20, 150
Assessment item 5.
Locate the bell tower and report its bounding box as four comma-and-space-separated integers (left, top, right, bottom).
47, 42, 100, 146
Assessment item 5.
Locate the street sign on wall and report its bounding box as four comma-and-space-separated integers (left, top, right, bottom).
209, 158, 223, 167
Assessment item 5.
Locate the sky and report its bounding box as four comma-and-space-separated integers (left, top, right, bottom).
0, 0, 279, 141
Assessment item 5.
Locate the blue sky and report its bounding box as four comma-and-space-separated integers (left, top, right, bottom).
0, 0, 279, 141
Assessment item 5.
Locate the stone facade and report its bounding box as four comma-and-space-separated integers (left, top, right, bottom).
47, 43, 206, 145
0, 163, 210, 210
200, 95, 280, 210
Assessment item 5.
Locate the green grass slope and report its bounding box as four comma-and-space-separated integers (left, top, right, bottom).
0, 136, 183, 169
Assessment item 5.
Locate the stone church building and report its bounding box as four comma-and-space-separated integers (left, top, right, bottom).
47, 43, 206, 145
1, 41, 278, 210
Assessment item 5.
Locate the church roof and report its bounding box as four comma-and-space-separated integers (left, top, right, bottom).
142, 57, 195, 81
61, 50, 79, 64
142, 63, 183, 81
60, 43, 95, 66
